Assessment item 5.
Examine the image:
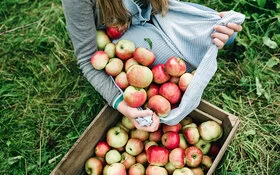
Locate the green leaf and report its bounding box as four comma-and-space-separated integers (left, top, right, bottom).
144, 38, 153, 50
266, 56, 280, 68
263, 36, 278, 49
257, 0, 267, 7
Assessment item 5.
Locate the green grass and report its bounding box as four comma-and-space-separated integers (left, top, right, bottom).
0, 0, 279, 174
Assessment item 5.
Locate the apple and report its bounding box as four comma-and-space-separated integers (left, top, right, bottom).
130, 129, 150, 141
120, 152, 136, 169
146, 145, 169, 166
151, 64, 170, 84
170, 76, 180, 84
94, 141, 111, 158
121, 115, 136, 130
180, 117, 193, 127
162, 123, 182, 133
147, 95, 171, 117
144, 140, 158, 152
169, 147, 186, 168
105, 149, 121, 164
179, 133, 188, 149
115, 71, 129, 90
106, 126, 128, 148
103, 163, 127, 175
183, 126, 200, 145
149, 130, 162, 142
165, 56, 187, 77
90, 51, 109, 70
114, 146, 125, 152
128, 163, 145, 175
194, 139, 211, 155
105, 58, 124, 76
115, 39, 135, 60
124, 58, 139, 72
146, 165, 168, 175
146, 83, 160, 99
209, 142, 220, 157
125, 138, 144, 156
106, 25, 126, 39
164, 162, 176, 174
161, 131, 180, 150
85, 157, 103, 175
115, 121, 130, 132
104, 42, 116, 58
123, 85, 147, 108
133, 46, 156, 66
178, 72, 193, 92
96, 30, 111, 50
159, 82, 181, 104
173, 167, 194, 175
198, 120, 223, 142
136, 152, 147, 164
182, 123, 198, 130
201, 155, 213, 171
191, 167, 204, 175
126, 64, 153, 88
185, 146, 203, 168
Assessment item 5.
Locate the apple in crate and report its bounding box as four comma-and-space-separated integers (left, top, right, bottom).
183, 126, 200, 145
115, 72, 129, 90
136, 152, 147, 164
165, 162, 176, 174
85, 157, 103, 175
179, 72, 193, 92
169, 147, 186, 168
90, 51, 109, 70
130, 128, 149, 141
173, 167, 194, 175
144, 140, 158, 152
103, 163, 126, 175
94, 141, 111, 158
105, 58, 124, 76
96, 30, 111, 50
104, 42, 116, 58
165, 56, 187, 77
209, 142, 221, 157
146, 83, 160, 99
149, 130, 162, 142
121, 115, 135, 130
162, 123, 182, 133
146, 145, 169, 166
123, 85, 147, 108
185, 146, 203, 168
105, 149, 121, 164
125, 138, 144, 156
161, 131, 180, 150
151, 64, 170, 84
124, 58, 139, 72
120, 152, 136, 169
198, 120, 223, 142
115, 39, 135, 60
194, 139, 211, 155
190, 167, 204, 175
106, 25, 126, 39
128, 163, 145, 175
133, 46, 156, 66
106, 126, 128, 148
146, 165, 168, 175
147, 95, 171, 117
126, 64, 153, 88
179, 133, 188, 149
201, 155, 213, 171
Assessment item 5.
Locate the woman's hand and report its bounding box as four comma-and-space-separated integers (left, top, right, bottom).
117, 100, 160, 132
212, 12, 243, 49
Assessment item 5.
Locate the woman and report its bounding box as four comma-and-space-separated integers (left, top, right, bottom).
62, 0, 243, 132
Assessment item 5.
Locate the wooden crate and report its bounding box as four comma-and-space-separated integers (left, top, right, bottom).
51, 100, 240, 175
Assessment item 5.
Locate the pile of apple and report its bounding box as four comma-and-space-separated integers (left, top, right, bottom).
91, 30, 194, 117
85, 115, 223, 175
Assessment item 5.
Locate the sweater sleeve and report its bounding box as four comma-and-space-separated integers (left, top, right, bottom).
61, 0, 123, 107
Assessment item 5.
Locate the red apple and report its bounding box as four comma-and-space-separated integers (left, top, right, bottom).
162, 123, 182, 133
96, 30, 111, 50
133, 47, 156, 66
126, 64, 153, 88
165, 56, 187, 77
115, 71, 129, 90
198, 120, 223, 142
120, 152, 136, 169
183, 126, 200, 145
201, 155, 213, 171
124, 58, 139, 72
149, 130, 162, 142
185, 146, 203, 168
169, 147, 186, 168
104, 42, 116, 58
209, 142, 220, 157
105, 58, 124, 76
90, 51, 109, 70
125, 138, 144, 156
123, 85, 147, 108
103, 163, 127, 175
130, 129, 150, 141
106, 25, 126, 39
146, 83, 160, 99
159, 82, 181, 104
161, 131, 180, 150
151, 64, 170, 84
146, 165, 168, 175
173, 167, 194, 175
115, 39, 135, 60
194, 139, 211, 155
128, 163, 145, 175
147, 95, 171, 117
85, 157, 103, 175
106, 126, 128, 148
94, 141, 111, 158
136, 152, 147, 164
121, 115, 136, 130
105, 149, 121, 164
146, 145, 169, 166
179, 72, 193, 92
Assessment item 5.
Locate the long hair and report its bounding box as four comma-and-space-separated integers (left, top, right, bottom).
97, 0, 168, 27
